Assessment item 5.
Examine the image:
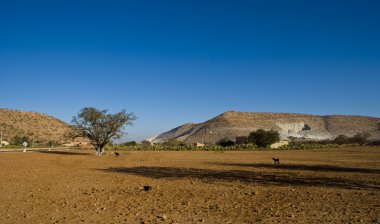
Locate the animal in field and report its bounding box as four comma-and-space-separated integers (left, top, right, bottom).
114, 152, 120, 156
272, 158, 280, 164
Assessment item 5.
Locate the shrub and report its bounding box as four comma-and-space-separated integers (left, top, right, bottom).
160, 139, 184, 147
302, 124, 311, 131
123, 141, 137, 146
367, 140, 380, 146
278, 142, 340, 150
140, 140, 152, 149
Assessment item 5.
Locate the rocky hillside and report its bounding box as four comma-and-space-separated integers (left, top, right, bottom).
149, 111, 380, 144
0, 109, 72, 144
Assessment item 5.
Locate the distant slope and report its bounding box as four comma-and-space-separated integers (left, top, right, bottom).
149, 111, 380, 144
0, 108, 72, 143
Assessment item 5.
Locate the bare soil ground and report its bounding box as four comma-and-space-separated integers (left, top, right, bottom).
0, 147, 379, 223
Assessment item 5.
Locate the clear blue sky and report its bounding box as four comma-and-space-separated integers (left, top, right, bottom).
1, 0, 379, 141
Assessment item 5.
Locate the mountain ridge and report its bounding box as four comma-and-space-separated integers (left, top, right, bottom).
149, 111, 380, 144
0, 108, 72, 144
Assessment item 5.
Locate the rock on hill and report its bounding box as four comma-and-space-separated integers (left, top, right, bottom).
149, 111, 380, 144
0, 109, 72, 144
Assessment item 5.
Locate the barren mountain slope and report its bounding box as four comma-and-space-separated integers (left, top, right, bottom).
150, 111, 380, 144
0, 108, 72, 144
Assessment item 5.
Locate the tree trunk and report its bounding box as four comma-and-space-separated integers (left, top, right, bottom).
96, 146, 104, 155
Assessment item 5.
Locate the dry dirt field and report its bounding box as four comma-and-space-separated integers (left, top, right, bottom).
0, 147, 379, 223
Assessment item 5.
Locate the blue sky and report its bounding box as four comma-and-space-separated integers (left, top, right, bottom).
1, 0, 380, 141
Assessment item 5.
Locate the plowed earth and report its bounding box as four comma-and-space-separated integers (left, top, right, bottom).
1, 147, 379, 223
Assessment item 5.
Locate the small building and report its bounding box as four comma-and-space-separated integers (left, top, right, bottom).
195, 142, 205, 147
270, 140, 289, 149
1, 141, 10, 146
235, 136, 248, 144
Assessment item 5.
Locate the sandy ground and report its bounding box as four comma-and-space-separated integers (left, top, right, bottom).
0, 147, 379, 223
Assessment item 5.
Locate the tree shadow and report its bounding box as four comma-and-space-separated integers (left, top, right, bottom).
38, 150, 91, 156
209, 162, 380, 174
98, 166, 380, 190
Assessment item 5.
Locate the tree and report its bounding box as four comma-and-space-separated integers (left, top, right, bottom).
350, 132, 370, 146
333, 134, 350, 145
11, 135, 32, 146
216, 138, 235, 147
48, 140, 59, 147
248, 129, 280, 148
71, 107, 136, 155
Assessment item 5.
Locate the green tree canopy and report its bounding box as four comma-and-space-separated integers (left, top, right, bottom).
11, 135, 33, 146
350, 132, 370, 146
333, 134, 350, 145
71, 107, 136, 155
247, 129, 280, 148
216, 138, 235, 147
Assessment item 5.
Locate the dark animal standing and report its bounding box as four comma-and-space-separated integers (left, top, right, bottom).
114, 152, 120, 156
272, 158, 280, 164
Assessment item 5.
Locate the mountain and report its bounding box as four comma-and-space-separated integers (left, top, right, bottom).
0, 108, 72, 144
148, 111, 380, 144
